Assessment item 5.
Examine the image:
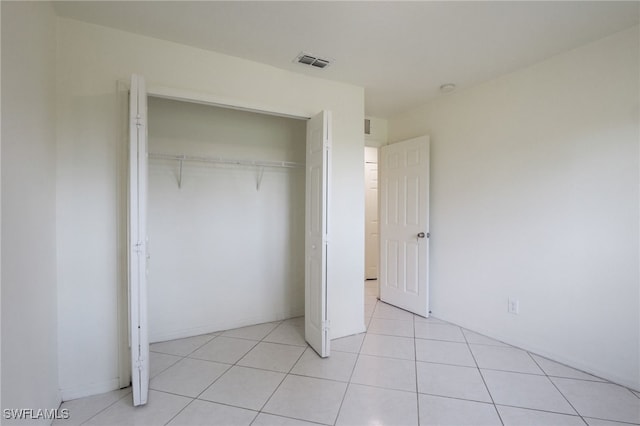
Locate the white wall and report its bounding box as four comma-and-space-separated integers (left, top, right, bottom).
56, 18, 364, 399
147, 97, 306, 342
389, 26, 639, 390
1, 1, 60, 420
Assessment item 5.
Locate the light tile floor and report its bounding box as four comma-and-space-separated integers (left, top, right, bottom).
56, 281, 640, 426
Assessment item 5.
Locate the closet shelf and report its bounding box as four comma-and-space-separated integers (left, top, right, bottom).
148, 152, 303, 190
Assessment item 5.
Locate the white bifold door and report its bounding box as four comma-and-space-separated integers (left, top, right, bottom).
379, 136, 430, 317
305, 111, 331, 358
128, 74, 150, 406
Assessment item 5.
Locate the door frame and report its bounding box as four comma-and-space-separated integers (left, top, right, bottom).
118, 81, 325, 393
364, 147, 379, 281
148, 84, 310, 121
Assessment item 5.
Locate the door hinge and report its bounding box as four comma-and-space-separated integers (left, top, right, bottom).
322, 320, 331, 332
133, 241, 145, 254
134, 356, 145, 371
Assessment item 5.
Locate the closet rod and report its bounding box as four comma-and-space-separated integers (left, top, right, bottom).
148, 152, 303, 169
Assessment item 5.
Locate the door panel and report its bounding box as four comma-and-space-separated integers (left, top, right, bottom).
379, 136, 430, 317
305, 110, 331, 358
129, 74, 149, 406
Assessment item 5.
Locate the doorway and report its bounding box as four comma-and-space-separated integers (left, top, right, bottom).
364, 146, 380, 318
364, 147, 379, 283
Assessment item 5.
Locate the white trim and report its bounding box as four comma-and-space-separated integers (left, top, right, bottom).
149, 309, 304, 343
60, 379, 122, 402
116, 80, 131, 390
438, 317, 640, 392
146, 84, 310, 120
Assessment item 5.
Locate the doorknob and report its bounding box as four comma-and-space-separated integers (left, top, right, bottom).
417, 232, 426, 239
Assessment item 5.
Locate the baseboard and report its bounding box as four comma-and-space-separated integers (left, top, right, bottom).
436, 315, 640, 393
60, 378, 121, 402
149, 309, 304, 343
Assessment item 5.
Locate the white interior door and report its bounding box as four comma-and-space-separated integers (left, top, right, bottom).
364, 147, 379, 280
379, 136, 430, 317
129, 74, 150, 406
305, 110, 331, 358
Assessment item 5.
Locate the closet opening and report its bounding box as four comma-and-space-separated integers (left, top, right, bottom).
125, 75, 331, 406
146, 96, 308, 344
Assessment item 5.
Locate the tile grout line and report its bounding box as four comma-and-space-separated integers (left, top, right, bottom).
369, 307, 547, 420
84, 337, 212, 424
343, 379, 420, 395
527, 351, 588, 425
580, 415, 640, 426
419, 392, 512, 407
415, 358, 537, 372
150, 335, 220, 426
148, 353, 182, 380
251, 319, 309, 421
162, 397, 198, 426
331, 298, 375, 426
462, 326, 505, 426
253, 412, 329, 426
77, 390, 133, 426
189, 318, 303, 424
413, 313, 422, 426
359, 334, 417, 362
152, 333, 237, 398
156, 319, 295, 425
492, 402, 595, 421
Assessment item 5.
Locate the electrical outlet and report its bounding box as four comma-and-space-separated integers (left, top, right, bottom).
508, 297, 519, 315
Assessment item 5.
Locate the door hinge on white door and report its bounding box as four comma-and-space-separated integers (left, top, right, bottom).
322, 320, 331, 332
134, 356, 145, 371
134, 114, 145, 128
133, 241, 145, 255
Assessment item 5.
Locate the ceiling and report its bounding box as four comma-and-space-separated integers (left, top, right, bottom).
53, 1, 639, 118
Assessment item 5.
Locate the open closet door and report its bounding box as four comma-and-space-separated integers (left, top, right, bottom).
128, 74, 150, 406
379, 136, 430, 317
305, 110, 331, 358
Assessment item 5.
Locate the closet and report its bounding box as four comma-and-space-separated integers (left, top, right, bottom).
146, 96, 307, 343
127, 75, 331, 406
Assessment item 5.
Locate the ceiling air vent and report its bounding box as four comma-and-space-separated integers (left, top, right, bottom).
294, 52, 331, 69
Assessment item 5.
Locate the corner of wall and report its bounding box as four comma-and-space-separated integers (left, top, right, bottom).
1, 0, 61, 419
